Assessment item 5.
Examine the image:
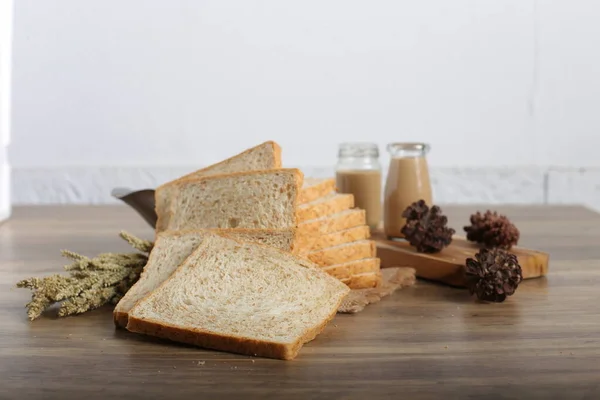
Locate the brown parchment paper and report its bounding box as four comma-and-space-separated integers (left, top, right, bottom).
337, 267, 416, 314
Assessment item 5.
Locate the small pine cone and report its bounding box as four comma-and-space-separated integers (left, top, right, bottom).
465, 248, 522, 302
401, 200, 456, 253
464, 210, 520, 249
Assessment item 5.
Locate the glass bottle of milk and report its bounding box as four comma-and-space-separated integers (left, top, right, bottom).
335, 143, 382, 230
383, 142, 433, 239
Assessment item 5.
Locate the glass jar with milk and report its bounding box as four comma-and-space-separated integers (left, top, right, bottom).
384, 142, 433, 239
335, 143, 382, 230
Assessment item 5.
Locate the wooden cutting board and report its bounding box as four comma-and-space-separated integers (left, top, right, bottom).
372, 230, 549, 287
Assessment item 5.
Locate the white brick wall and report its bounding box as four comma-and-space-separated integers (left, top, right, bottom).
12, 166, 600, 212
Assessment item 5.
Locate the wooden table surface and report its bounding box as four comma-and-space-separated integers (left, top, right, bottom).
1, 205, 600, 399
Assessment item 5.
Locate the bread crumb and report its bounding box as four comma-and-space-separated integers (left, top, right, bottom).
197, 361, 205, 365
251, 360, 255, 363
173, 366, 176, 369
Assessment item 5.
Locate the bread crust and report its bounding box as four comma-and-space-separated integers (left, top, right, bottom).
298, 179, 336, 204
297, 210, 366, 244
270, 141, 283, 169
306, 240, 377, 267
114, 311, 129, 329
321, 257, 380, 280
341, 271, 382, 289
297, 194, 354, 222
298, 225, 371, 254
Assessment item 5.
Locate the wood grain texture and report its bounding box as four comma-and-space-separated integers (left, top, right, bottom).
374, 233, 549, 287
1, 205, 600, 400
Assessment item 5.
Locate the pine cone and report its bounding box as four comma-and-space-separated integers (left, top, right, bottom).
401, 200, 455, 253
463, 210, 520, 249
464, 248, 522, 302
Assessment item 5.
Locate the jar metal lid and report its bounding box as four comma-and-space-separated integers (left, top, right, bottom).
338, 142, 380, 158
387, 142, 430, 152
387, 142, 431, 154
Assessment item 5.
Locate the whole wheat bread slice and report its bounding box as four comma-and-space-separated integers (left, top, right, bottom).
297, 193, 354, 222
321, 257, 380, 280
155, 141, 282, 232
298, 178, 336, 204
297, 209, 366, 238
114, 228, 298, 328
305, 240, 377, 267
341, 271, 382, 289
126, 232, 350, 360
158, 168, 303, 232
297, 225, 371, 254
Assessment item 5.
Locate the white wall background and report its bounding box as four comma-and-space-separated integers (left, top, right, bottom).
7, 0, 600, 208
0, 0, 13, 220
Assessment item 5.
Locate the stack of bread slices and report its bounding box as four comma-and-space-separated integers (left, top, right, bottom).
154, 141, 381, 289
294, 182, 380, 288
114, 141, 381, 360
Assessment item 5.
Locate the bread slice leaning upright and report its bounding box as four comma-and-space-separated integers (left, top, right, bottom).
155, 141, 282, 232
113, 228, 298, 328
158, 168, 303, 232
126, 232, 350, 360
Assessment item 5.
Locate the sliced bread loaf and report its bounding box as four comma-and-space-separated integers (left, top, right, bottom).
297, 193, 354, 222
341, 271, 382, 289
155, 141, 282, 232
158, 168, 303, 232
114, 228, 298, 328
305, 240, 377, 267
297, 225, 371, 254
297, 209, 366, 238
126, 232, 350, 360
298, 178, 336, 204
321, 258, 380, 280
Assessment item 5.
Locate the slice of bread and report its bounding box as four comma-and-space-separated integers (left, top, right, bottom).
297, 225, 371, 254
114, 228, 298, 328
341, 271, 382, 289
297, 193, 354, 222
298, 178, 336, 204
321, 258, 380, 280
305, 240, 377, 267
126, 232, 350, 360
158, 168, 303, 232
322, 258, 381, 280
297, 209, 366, 238
155, 141, 282, 232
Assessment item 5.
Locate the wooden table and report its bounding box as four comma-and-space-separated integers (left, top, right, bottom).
1, 205, 599, 399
